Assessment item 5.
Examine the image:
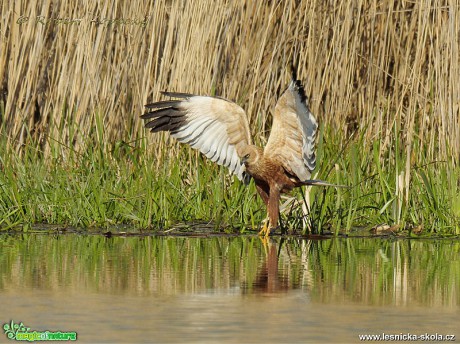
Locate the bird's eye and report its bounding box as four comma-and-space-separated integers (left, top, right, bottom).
244, 154, 250, 159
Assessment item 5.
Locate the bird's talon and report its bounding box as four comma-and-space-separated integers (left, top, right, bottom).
258, 221, 269, 236
259, 223, 278, 237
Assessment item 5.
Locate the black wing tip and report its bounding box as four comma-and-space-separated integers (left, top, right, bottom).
143, 91, 193, 110
141, 107, 177, 119
289, 62, 308, 102
290, 62, 299, 82
144, 100, 180, 110
143, 113, 187, 133
292, 83, 308, 107
141, 92, 191, 132
161, 91, 194, 99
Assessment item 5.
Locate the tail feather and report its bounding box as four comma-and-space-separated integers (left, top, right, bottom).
303, 179, 350, 188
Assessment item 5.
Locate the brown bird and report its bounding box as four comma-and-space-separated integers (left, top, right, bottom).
142, 69, 335, 236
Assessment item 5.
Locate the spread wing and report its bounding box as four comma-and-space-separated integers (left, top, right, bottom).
264, 78, 318, 182
141, 92, 252, 184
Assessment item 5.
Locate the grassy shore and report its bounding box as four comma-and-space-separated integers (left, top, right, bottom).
0, 1, 459, 234
0, 118, 458, 234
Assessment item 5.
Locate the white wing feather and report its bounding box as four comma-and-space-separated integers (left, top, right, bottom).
264, 80, 318, 181
143, 94, 252, 183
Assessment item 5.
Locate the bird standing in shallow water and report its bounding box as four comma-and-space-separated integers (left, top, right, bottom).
142, 67, 336, 236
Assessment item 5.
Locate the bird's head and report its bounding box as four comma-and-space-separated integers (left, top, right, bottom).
239, 145, 262, 168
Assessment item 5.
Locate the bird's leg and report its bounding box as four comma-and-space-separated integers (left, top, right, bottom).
266, 186, 281, 236
256, 184, 270, 236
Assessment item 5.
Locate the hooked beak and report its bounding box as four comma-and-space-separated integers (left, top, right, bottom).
240, 156, 248, 165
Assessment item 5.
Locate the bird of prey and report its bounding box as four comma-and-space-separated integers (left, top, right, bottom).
142, 69, 334, 236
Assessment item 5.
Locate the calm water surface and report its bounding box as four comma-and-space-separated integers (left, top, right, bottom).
0, 233, 458, 343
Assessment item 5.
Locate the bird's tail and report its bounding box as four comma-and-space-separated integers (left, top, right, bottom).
303, 179, 350, 188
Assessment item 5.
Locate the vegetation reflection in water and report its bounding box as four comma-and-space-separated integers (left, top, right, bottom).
0, 234, 458, 307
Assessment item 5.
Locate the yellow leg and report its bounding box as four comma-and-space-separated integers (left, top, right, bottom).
258, 219, 274, 237
258, 219, 269, 236
265, 225, 271, 237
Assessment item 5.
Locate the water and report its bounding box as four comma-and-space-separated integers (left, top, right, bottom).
0, 233, 458, 343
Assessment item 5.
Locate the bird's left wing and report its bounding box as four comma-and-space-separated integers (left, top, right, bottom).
264, 78, 318, 182
141, 92, 252, 183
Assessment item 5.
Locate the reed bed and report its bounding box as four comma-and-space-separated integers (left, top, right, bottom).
0, 0, 459, 233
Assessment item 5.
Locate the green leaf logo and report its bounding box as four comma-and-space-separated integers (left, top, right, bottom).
2, 321, 30, 340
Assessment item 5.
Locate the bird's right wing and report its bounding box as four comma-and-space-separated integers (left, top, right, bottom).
264, 76, 318, 182
141, 92, 252, 184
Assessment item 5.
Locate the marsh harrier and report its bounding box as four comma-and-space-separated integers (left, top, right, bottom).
142, 71, 335, 235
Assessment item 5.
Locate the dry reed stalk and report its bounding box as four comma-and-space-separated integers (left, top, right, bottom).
0, 0, 458, 166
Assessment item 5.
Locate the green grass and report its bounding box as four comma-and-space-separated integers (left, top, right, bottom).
0, 110, 458, 235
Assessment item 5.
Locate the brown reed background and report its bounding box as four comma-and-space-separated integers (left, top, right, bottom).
1, 0, 459, 164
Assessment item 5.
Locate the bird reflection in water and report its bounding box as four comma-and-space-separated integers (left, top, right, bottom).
242, 238, 298, 295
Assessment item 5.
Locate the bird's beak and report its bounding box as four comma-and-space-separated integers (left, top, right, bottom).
240, 156, 247, 165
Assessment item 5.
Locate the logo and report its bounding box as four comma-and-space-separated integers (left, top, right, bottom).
3, 321, 77, 341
